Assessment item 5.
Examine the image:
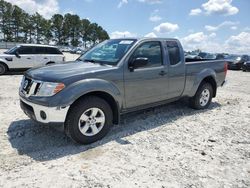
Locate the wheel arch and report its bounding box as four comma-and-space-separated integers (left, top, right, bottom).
67, 91, 120, 125
0, 61, 9, 70
199, 76, 217, 97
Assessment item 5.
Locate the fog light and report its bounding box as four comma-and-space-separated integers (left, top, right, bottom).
40, 111, 47, 120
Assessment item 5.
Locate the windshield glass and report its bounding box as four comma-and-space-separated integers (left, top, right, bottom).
78, 39, 137, 66
4, 46, 19, 54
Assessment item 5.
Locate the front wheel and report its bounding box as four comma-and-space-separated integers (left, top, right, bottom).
189, 82, 213, 110
0, 63, 7, 75
65, 96, 113, 144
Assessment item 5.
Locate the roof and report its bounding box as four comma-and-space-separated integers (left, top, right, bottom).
19, 44, 58, 48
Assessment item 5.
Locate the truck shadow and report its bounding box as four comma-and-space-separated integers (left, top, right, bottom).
8, 100, 221, 161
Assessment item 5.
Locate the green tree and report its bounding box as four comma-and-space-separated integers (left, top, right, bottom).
51, 14, 63, 44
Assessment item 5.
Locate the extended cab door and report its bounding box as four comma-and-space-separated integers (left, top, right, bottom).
165, 40, 185, 98
14, 46, 35, 68
124, 41, 169, 109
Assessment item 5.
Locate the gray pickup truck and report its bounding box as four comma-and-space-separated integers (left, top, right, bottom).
19, 38, 227, 144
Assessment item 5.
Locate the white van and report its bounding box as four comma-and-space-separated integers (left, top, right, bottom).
0, 44, 65, 75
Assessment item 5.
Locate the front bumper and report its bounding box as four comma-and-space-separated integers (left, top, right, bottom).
20, 97, 69, 124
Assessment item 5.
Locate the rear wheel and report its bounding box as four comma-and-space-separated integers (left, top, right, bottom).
0, 63, 7, 75
190, 82, 213, 110
65, 96, 113, 144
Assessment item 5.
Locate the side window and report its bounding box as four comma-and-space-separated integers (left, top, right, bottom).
166, 41, 181, 65
46, 47, 62, 54
34, 47, 46, 54
18, 46, 33, 54
131, 41, 163, 68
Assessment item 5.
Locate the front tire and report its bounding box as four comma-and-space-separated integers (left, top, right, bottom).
190, 82, 213, 110
0, 63, 7, 75
65, 96, 113, 144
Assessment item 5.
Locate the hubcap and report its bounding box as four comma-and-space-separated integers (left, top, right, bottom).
78, 107, 105, 136
199, 88, 210, 107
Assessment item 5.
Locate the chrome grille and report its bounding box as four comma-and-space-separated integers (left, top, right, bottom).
21, 77, 41, 97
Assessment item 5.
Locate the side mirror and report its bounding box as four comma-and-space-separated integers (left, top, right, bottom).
129, 57, 148, 71
15, 51, 21, 58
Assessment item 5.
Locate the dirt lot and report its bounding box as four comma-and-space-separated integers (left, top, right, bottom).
0, 70, 250, 188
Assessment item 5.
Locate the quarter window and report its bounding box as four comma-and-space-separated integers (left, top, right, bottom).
166, 41, 181, 65
131, 41, 163, 68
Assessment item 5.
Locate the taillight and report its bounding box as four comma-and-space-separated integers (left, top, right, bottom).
224, 62, 228, 76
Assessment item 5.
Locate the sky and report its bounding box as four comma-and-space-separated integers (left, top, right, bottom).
5, 0, 250, 54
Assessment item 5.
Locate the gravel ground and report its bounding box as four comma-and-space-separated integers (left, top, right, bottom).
0, 70, 250, 188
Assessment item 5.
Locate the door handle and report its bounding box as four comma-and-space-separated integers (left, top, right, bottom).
26, 57, 31, 59
44, 57, 48, 59
159, 71, 167, 76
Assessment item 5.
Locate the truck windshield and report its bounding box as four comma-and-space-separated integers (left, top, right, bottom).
78, 39, 137, 66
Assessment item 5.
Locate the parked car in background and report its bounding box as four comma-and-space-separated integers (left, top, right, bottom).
242, 58, 250, 71
60, 46, 71, 52
0, 44, 65, 75
198, 52, 216, 60
227, 55, 249, 70
19, 38, 227, 144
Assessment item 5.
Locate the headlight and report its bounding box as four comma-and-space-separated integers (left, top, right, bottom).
36, 82, 65, 97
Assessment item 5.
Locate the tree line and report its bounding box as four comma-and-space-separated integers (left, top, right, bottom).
0, 0, 109, 47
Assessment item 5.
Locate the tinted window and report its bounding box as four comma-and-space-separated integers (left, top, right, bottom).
131, 41, 162, 68
46, 47, 62, 54
34, 47, 46, 54
18, 46, 34, 54
166, 41, 181, 65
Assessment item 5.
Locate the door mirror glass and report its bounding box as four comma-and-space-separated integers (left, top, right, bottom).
129, 57, 148, 70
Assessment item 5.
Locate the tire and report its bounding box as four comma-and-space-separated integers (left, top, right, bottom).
0, 63, 7, 75
46, 62, 55, 66
189, 82, 213, 110
65, 96, 113, 144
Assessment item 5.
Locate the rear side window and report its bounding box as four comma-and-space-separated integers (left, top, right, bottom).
131, 41, 163, 68
46, 47, 63, 54
34, 47, 46, 54
166, 41, 181, 65
18, 46, 34, 54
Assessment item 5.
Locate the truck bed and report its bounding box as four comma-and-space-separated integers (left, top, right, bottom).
183, 59, 227, 97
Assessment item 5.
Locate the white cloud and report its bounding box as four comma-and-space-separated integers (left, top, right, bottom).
230, 26, 237, 30
118, 0, 128, 8
110, 31, 137, 39
149, 9, 162, 22
137, 0, 162, 4
190, 0, 239, 17
189, 8, 202, 16
144, 32, 157, 38
225, 32, 250, 53
205, 21, 238, 31
154, 22, 179, 34
5, 0, 59, 19
202, 0, 239, 16
149, 15, 162, 22
181, 31, 250, 54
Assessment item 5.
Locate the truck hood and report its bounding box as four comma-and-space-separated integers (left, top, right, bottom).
25, 61, 114, 83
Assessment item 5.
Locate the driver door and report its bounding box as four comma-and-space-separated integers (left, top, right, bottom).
124, 41, 169, 109
15, 46, 35, 68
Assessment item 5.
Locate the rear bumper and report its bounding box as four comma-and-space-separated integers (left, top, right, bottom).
20, 97, 69, 124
